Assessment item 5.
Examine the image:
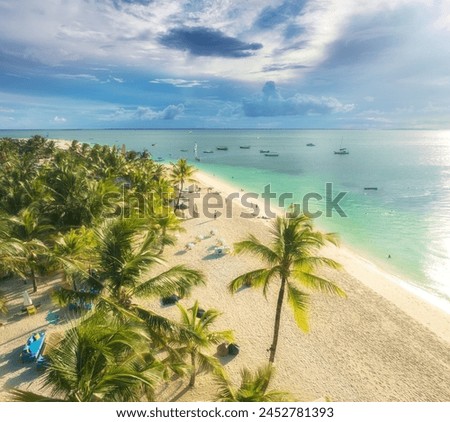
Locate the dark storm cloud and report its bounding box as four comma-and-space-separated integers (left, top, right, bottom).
159, 26, 263, 58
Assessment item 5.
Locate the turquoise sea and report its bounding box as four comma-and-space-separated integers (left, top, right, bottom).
2, 129, 450, 311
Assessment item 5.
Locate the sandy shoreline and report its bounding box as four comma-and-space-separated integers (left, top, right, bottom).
1, 144, 449, 401
195, 169, 450, 346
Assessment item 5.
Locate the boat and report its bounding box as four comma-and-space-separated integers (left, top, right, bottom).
203, 150, 214, 153
364, 187, 378, 190
217, 146, 228, 151
194, 143, 200, 161
151, 143, 157, 146
265, 152, 279, 157
180, 149, 188, 152
306, 143, 315, 147
240, 146, 251, 149
259, 149, 270, 153
21, 331, 46, 363
154, 157, 164, 162
334, 147, 349, 155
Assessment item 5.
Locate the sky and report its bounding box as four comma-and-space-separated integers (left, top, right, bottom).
1, 0, 450, 129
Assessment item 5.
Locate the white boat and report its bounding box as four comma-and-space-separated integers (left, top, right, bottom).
194, 143, 200, 161
203, 150, 214, 153
265, 152, 279, 157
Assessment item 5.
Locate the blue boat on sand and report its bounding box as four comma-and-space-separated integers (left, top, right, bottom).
21, 331, 46, 363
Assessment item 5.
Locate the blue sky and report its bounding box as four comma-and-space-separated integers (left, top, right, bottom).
1, 0, 450, 129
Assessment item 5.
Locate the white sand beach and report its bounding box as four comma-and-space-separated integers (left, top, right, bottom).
1, 166, 450, 402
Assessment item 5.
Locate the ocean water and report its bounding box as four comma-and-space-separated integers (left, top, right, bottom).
2, 129, 450, 309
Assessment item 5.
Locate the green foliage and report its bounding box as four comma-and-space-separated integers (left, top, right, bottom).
11, 312, 162, 401
176, 301, 234, 387
215, 364, 293, 402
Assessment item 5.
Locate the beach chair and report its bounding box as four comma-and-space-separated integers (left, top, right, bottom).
26, 305, 37, 316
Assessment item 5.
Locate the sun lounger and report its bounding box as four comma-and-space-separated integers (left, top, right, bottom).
21, 331, 46, 363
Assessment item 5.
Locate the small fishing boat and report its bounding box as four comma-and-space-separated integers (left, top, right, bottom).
334, 147, 349, 155
180, 149, 188, 152
217, 146, 228, 151
203, 150, 214, 153
21, 332, 46, 363
154, 157, 164, 162
259, 149, 270, 153
306, 143, 315, 147
265, 152, 279, 157
364, 187, 378, 190
152, 143, 157, 146
240, 146, 251, 149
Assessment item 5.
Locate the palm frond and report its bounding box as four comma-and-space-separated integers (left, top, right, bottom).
132, 265, 204, 298
286, 282, 310, 332
228, 267, 279, 297
10, 389, 65, 402
292, 270, 346, 297
234, 236, 280, 264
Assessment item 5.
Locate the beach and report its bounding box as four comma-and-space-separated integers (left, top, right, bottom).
1, 165, 450, 402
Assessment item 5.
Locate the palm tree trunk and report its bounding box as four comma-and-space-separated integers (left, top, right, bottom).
158, 227, 167, 255
189, 352, 196, 387
269, 277, 287, 364
175, 181, 184, 208
31, 268, 38, 293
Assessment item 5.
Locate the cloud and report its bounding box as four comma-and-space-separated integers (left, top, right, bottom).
243, 81, 354, 117
261, 63, 309, 73
150, 78, 209, 88
159, 26, 263, 58
54, 73, 100, 82
104, 104, 185, 121
53, 116, 67, 123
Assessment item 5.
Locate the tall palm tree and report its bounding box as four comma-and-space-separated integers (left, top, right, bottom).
11, 312, 162, 401
215, 364, 292, 402
170, 159, 197, 208
176, 301, 234, 387
229, 215, 345, 364
2, 207, 54, 292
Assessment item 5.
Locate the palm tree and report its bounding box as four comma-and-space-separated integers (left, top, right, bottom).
215, 364, 292, 402
52, 217, 205, 346
151, 210, 185, 254
229, 215, 345, 364
176, 301, 234, 387
94, 218, 203, 308
11, 312, 162, 401
2, 207, 54, 292
170, 159, 197, 208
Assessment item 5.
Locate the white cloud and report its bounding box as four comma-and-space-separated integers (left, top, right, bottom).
150, 78, 209, 88
53, 116, 67, 123
102, 104, 185, 121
